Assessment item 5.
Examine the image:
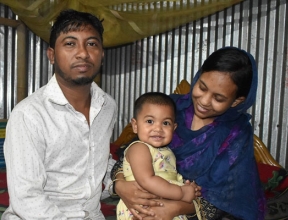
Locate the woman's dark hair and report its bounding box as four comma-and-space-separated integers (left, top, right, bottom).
49, 9, 104, 49
134, 92, 176, 119
201, 48, 253, 98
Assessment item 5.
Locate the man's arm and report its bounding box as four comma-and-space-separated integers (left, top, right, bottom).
101, 154, 116, 200
4, 111, 67, 219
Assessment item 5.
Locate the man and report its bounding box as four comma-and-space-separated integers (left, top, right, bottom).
2, 9, 117, 219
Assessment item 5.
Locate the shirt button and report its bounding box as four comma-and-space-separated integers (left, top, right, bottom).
84, 210, 89, 217
88, 176, 92, 180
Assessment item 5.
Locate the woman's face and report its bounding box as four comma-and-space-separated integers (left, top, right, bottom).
192, 71, 245, 120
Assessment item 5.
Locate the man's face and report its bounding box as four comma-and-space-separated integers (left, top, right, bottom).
47, 25, 104, 86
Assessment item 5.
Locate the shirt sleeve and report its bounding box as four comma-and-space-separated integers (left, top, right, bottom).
4, 110, 67, 220
101, 154, 116, 200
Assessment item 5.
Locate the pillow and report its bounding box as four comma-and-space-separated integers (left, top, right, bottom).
257, 163, 288, 199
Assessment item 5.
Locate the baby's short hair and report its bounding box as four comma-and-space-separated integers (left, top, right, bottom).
134, 92, 176, 119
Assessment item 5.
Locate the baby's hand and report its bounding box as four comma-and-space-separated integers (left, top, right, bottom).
180, 185, 198, 203
184, 180, 202, 197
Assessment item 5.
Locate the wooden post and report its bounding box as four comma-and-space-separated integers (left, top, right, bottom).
0, 17, 26, 103
16, 22, 27, 103
0, 17, 19, 28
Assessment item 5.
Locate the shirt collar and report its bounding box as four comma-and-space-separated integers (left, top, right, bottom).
43, 74, 105, 108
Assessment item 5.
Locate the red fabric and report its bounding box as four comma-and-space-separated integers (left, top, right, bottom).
257, 163, 288, 198
100, 202, 116, 216
0, 172, 9, 207
110, 143, 120, 160
0, 172, 7, 188
0, 191, 9, 207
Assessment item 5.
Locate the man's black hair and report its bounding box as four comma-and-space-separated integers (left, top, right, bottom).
49, 9, 104, 48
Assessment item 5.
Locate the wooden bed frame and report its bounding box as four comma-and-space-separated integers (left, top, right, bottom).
113, 79, 282, 168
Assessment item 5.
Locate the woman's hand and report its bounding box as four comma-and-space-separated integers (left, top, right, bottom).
115, 177, 162, 219
136, 199, 196, 220
133, 181, 201, 220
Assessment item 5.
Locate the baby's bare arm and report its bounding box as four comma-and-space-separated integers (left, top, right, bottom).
115, 173, 161, 219
127, 143, 188, 201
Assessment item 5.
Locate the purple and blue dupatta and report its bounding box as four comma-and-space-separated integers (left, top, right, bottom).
170, 47, 266, 219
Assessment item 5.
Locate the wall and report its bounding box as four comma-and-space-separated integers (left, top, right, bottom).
0, 4, 52, 119
102, 0, 288, 168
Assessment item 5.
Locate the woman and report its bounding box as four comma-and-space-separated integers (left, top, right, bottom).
112, 47, 266, 220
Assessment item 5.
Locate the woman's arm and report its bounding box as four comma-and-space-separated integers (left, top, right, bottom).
140, 198, 196, 220
115, 173, 161, 219
111, 149, 162, 218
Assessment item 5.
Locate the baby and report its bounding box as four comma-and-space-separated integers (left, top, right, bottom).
116, 92, 201, 220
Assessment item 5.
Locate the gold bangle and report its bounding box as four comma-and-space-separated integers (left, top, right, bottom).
108, 178, 120, 197
112, 168, 123, 180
